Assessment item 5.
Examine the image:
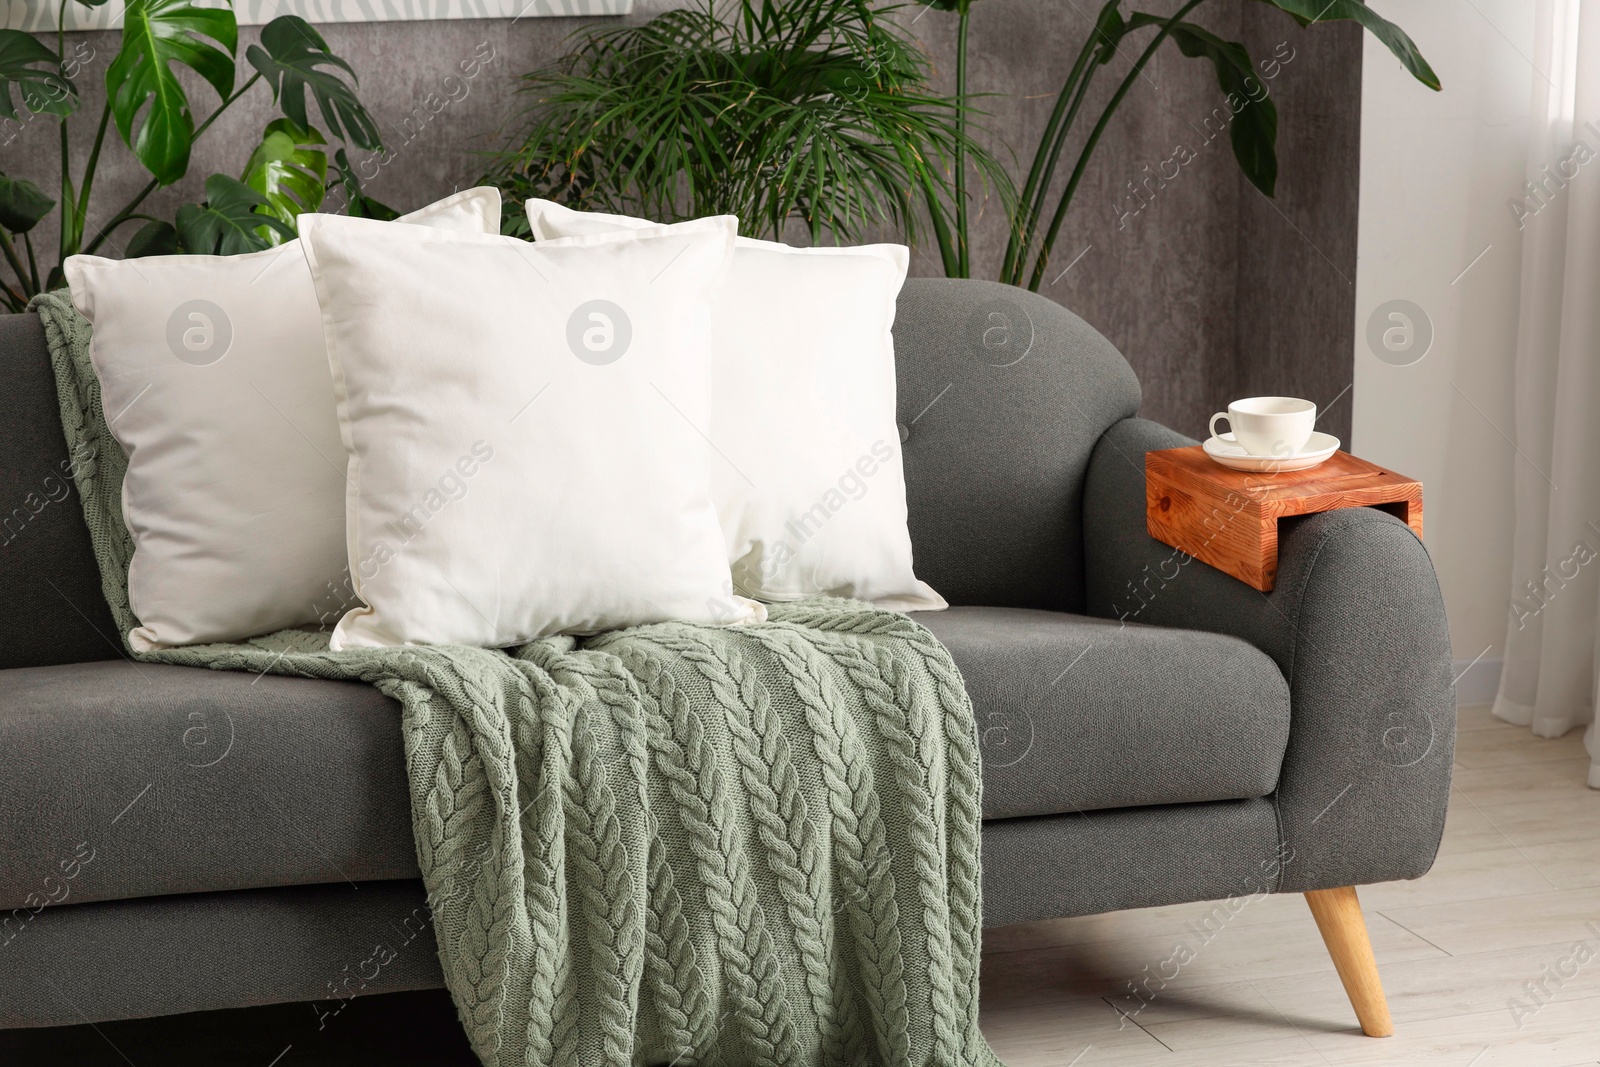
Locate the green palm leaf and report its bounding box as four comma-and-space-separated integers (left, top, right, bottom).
1128, 12, 1278, 195
106, 0, 237, 186
0, 29, 79, 119
1256, 0, 1439, 90
485, 0, 1011, 250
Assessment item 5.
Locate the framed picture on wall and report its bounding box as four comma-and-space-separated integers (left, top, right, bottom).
2, 0, 630, 31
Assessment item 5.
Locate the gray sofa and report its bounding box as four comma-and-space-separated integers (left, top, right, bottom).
0, 280, 1454, 1039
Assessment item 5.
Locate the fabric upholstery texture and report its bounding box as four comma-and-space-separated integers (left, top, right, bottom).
1083, 418, 1457, 891
980, 798, 1283, 927
0, 291, 1458, 1033
27, 607, 1000, 1065
6, 281, 1141, 659
62, 189, 503, 651
0, 313, 119, 670
0, 881, 443, 1029
891, 279, 1141, 613
0, 609, 1291, 910
40, 285, 1002, 1066
919, 607, 1289, 819
2, 796, 1283, 1028
0, 660, 414, 911
299, 214, 760, 646
524, 200, 943, 612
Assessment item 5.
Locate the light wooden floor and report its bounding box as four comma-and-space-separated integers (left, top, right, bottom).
976, 706, 1600, 1067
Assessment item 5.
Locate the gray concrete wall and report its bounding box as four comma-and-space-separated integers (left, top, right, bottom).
906, 0, 1360, 442
3, 0, 1359, 441
1234, 4, 1362, 445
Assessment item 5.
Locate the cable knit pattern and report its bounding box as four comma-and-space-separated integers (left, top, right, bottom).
34, 292, 1001, 1067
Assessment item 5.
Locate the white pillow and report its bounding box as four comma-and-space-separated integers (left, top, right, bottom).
63, 188, 502, 651
296, 212, 763, 649
524, 200, 945, 612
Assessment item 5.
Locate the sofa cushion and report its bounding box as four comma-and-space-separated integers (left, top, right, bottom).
0, 660, 416, 912
0, 608, 1290, 909
917, 607, 1291, 819
5, 283, 1138, 670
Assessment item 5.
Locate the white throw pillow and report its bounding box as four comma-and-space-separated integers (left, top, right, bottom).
524, 200, 945, 612
64, 188, 502, 651
296, 212, 763, 649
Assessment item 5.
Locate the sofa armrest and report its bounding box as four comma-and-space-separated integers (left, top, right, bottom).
1082, 418, 1455, 892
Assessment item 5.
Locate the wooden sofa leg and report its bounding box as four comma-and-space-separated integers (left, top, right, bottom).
1304, 886, 1394, 1037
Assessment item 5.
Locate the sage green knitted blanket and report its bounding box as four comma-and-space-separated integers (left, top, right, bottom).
33, 292, 1001, 1067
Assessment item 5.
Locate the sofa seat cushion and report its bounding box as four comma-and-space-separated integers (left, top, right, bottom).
917, 607, 1291, 819
0, 661, 417, 912
0, 610, 1290, 909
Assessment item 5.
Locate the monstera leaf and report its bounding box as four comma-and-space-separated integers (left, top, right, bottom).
1254, 0, 1439, 90
0, 29, 78, 119
332, 148, 399, 221
248, 17, 381, 151
242, 118, 327, 241
1128, 13, 1278, 195
106, 0, 237, 186
0, 170, 54, 233
175, 174, 293, 255
126, 218, 180, 257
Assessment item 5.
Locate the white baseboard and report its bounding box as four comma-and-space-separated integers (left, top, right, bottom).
1452, 655, 1502, 708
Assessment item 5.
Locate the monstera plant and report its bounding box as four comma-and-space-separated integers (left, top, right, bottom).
0, 0, 389, 312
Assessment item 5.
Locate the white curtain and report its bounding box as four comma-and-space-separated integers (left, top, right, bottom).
1495, 0, 1600, 787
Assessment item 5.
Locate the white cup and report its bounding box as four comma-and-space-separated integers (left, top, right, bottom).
1209, 396, 1316, 458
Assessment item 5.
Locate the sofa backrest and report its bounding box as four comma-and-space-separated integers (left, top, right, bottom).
893, 279, 1141, 613
0, 313, 121, 669
0, 279, 1140, 669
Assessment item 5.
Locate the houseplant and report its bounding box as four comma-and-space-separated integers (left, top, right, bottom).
930, 0, 1439, 289
485, 0, 1008, 274
0, 0, 386, 311
493, 0, 1435, 287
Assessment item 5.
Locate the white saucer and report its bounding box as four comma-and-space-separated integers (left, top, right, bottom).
1203, 431, 1340, 472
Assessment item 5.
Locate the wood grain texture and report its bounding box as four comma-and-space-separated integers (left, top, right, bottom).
1145, 446, 1423, 591
1305, 886, 1396, 1038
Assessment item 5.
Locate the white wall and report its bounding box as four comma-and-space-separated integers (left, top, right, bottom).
1354, 0, 1535, 702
